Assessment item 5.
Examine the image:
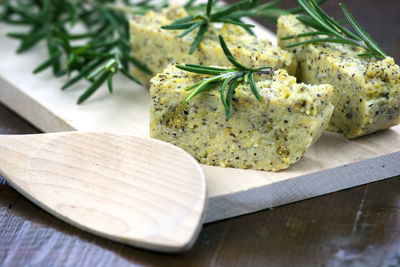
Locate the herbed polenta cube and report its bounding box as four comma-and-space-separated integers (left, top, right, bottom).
150, 64, 334, 171
278, 15, 400, 138
130, 6, 296, 84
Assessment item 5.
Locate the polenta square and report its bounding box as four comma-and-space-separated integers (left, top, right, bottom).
150, 64, 334, 171
130, 6, 296, 84
278, 15, 400, 139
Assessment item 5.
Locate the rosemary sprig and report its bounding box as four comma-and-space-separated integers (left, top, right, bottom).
176, 36, 273, 119
281, 0, 387, 59
161, 0, 289, 55
1, 0, 157, 104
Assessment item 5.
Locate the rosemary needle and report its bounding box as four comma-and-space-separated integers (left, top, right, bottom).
176, 36, 273, 119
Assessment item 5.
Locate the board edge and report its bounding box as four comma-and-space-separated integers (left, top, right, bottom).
205, 151, 400, 223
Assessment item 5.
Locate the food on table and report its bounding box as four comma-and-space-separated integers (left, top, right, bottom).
129, 6, 296, 84
277, 14, 400, 139
149, 64, 334, 171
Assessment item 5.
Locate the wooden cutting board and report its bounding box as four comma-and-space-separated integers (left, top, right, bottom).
1, 23, 399, 224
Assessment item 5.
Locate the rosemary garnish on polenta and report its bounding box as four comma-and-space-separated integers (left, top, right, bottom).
176, 36, 273, 119
281, 0, 387, 59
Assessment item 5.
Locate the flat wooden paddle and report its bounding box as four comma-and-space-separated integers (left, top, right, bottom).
0, 131, 207, 252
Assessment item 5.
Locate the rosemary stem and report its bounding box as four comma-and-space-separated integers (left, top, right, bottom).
342, 36, 366, 50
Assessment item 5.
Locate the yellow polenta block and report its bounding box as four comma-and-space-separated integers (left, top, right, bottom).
130, 6, 296, 84
278, 15, 400, 138
149, 64, 334, 171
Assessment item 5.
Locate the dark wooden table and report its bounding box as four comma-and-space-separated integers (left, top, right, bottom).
1, 0, 400, 266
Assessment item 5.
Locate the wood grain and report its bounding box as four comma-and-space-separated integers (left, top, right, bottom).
0, 132, 207, 252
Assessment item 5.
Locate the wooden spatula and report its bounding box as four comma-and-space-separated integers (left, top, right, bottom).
0, 131, 207, 252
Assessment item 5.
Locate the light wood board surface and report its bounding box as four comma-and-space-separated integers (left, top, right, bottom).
1, 22, 399, 224
0, 132, 207, 252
